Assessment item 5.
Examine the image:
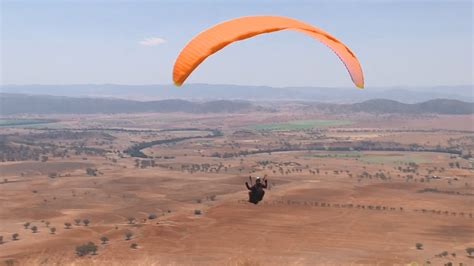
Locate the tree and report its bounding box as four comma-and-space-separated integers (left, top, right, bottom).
125, 231, 133, 240
83, 219, 90, 226
466, 247, 474, 256
12, 233, 19, 240
416, 243, 423, 250
50, 227, 56, 234
148, 213, 157, 220
31, 226, 38, 233
23, 222, 30, 229
130, 243, 138, 249
127, 217, 135, 224
45, 221, 50, 228
74, 218, 81, 226
100, 236, 109, 244
64, 222, 72, 229
75, 242, 98, 257
0, 235, 3, 244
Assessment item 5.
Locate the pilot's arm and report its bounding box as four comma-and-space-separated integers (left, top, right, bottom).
262, 180, 268, 188
245, 182, 252, 190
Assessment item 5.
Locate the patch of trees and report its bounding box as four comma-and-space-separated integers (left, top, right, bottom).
135, 159, 156, 168
210, 141, 464, 158
0, 132, 108, 162
417, 188, 474, 197
181, 162, 225, 173
237, 199, 472, 219
448, 162, 461, 168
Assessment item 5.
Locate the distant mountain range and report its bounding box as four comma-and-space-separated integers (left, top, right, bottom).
0, 94, 256, 115
1, 93, 472, 115
1, 84, 472, 103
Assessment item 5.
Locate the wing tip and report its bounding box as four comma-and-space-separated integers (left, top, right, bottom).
174, 80, 183, 87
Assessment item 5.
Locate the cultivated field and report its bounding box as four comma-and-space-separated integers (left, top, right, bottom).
1, 109, 473, 265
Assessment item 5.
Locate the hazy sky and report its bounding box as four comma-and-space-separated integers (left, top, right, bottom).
1, 0, 472, 88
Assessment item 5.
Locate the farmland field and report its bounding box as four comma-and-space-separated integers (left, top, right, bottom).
0, 118, 56, 127
250, 119, 352, 131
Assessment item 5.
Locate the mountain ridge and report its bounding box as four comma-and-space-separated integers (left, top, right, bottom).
1, 84, 472, 103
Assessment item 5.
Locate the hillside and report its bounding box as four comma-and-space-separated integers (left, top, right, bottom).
350, 99, 474, 114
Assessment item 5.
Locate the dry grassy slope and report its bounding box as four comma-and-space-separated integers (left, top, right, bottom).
0, 113, 473, 265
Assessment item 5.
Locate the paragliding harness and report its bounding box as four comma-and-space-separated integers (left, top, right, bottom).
246, 176, 268, 204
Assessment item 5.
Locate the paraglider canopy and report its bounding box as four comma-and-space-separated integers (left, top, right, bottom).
173, 15, 364, 88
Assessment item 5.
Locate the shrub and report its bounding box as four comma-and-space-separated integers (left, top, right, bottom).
31, 226, 38, 233
64, 222, 72, 229
86, 168, 98, 176
23, 222, 30, 229
130, 243, 138, 249
83, 219, 90, 226
148, 213, 157, 220
48, 173, 57, 179
12, 233, 19, 240
416, 243, 423, 250
125, 231, 133, 240
100, 236, 109, 244
50, 227, 56, 234
466, 247, 474, 256
194, 209, 202, 215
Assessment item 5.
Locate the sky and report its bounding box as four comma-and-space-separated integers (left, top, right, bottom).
1, 0, 473, 88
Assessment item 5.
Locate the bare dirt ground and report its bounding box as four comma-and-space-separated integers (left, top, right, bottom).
1, 111, 473, 265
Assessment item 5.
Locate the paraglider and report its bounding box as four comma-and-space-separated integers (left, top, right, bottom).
246, 175, 268, 204
173, 15, 364, 88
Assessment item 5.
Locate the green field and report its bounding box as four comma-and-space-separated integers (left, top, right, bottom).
359, 153, 427, 164
306, 151, 428, 164
0, 119, 57, 127
251, 119, 352, 131
305, 152, 362, 159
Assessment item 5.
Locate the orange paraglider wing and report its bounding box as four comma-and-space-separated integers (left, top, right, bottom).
173, 15, 364, 88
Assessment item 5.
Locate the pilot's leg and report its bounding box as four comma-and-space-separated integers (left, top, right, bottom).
258, 190, 265, 201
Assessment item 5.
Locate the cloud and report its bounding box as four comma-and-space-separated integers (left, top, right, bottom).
139, 37, 166, 46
